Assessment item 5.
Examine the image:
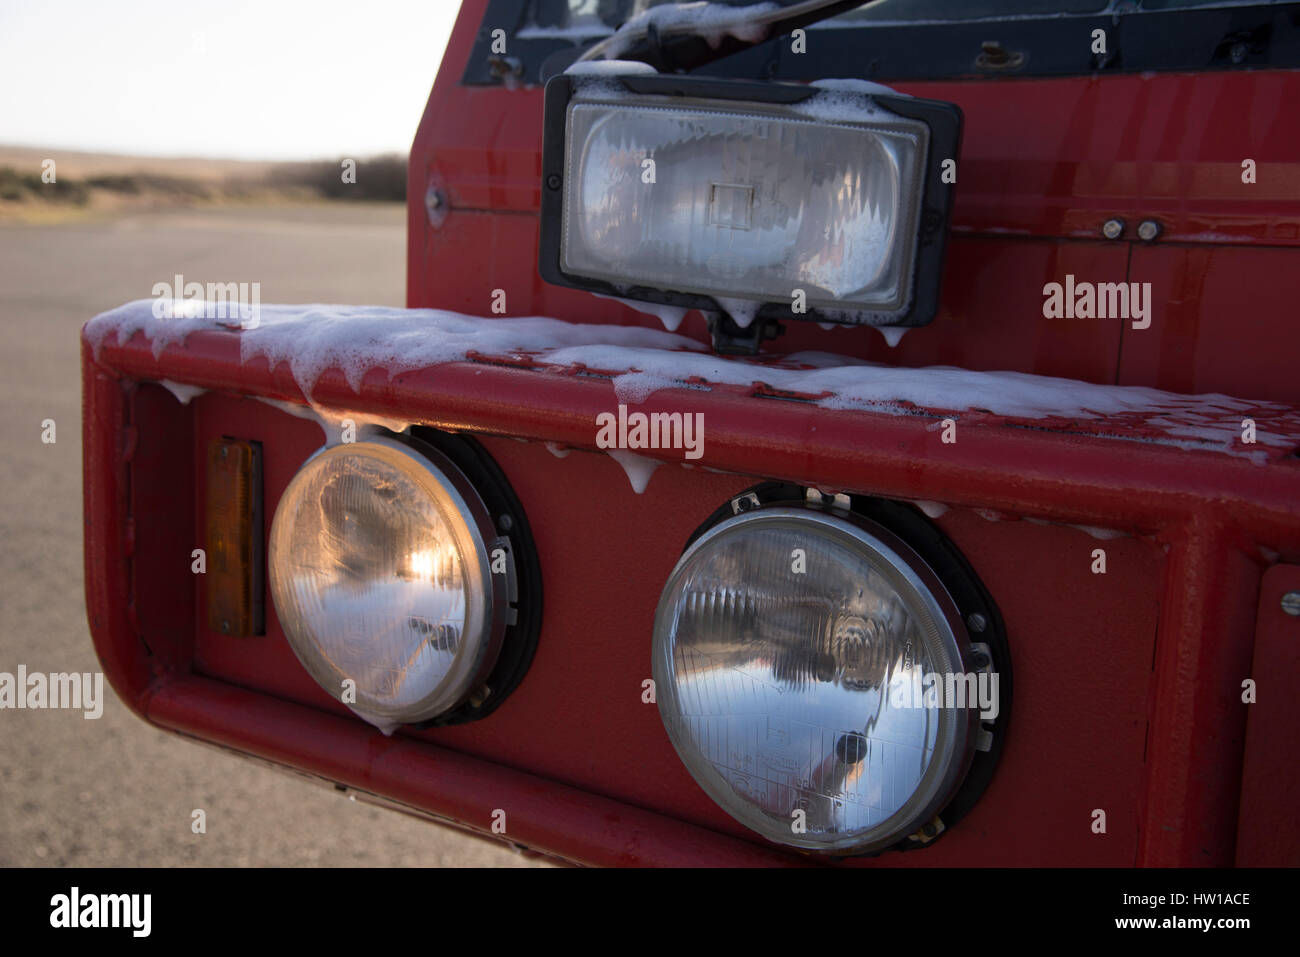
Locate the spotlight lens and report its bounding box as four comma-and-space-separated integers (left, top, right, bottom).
652, 507, 975, 853
269, 438, 494, 726
560, 86, 930, 315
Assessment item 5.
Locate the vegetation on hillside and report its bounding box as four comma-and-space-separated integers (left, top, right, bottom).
0, 154, 407, 215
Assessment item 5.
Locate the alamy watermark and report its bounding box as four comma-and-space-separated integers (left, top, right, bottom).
0, 666, 103, 719
50, 887, 150, 937
888, 669, 1000, 720
151, 273, 261, 328
1042, 274, 1151, 330
595, 404, 704, 460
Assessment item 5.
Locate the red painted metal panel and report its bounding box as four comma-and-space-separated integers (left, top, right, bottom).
863, 238, 1126, 383
147, 673, 809, 868
1121, 244, 1300, 405
1235, 564, 1300, 866
82, 359, 155, 714
1137, 519, 1261, 866
133, 385, 196, 671
930, 70, 1300, 247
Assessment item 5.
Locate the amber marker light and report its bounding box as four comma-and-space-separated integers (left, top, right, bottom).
206, 437, 264, 636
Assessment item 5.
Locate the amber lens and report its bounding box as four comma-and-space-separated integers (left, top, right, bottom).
206, 438, 263, 636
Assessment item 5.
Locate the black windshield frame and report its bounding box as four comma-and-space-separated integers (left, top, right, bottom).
462, 0, 1300, 85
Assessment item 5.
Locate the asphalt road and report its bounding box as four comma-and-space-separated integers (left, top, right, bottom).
0, 204, 547, 866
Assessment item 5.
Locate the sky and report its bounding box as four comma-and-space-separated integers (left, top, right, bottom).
0, 0, 460, 160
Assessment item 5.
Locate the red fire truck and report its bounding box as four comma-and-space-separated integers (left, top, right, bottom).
81, 0, 1300, 866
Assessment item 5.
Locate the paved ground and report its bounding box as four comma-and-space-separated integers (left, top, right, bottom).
0, 203, 548, 866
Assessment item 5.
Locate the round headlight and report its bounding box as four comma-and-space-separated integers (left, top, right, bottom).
269, 434, 510, 730
653, 503, 984, 854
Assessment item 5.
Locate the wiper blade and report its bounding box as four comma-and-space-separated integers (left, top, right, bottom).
575, 0, 874, 73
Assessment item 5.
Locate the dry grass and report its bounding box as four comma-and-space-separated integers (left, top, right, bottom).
0, 145, 279, 182
0, 145, 406, 223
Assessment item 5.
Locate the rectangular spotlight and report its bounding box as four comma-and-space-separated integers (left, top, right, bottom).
540, 74, 962, 328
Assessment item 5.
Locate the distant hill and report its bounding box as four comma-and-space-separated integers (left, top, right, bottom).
0, 146, 406, 221
0, 145, 280, 182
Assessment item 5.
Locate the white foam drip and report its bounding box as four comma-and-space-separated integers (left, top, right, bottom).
349, 706, 401, 737
1023, 516, 1128, 540
788, 85, 897, 124
565, 59, 658, 76
913, 500, 948, 519
158, 379, 206, 404
255, 396, 323, 422
711, 297, 761, 329
876, 326, 909, 348
601, 1, 779, 58
607, 448, 660, 494
87, 300, 705, 402
1067, 524, 1127, 541
591, 292, 690, 332
252, 396, 410, 445
809, 78, 910, 99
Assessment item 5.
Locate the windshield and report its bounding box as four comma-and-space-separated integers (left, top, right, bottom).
520, 0, 1288, 36
479, 0, 1298, 86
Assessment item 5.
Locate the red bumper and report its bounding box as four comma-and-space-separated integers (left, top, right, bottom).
83, 320, 1300, 866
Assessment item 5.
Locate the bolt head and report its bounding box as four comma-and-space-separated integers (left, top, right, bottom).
1282, 591, 1300, 617
1137, 219, 1161, 242
424, 188, 446, 226
966, 612, 987, 633
1102, 218, 1125, 240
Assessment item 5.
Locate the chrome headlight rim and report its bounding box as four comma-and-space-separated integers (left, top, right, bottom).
653, 484, 1010, 857
407, 426, 543, 728
268, 428, 540, 729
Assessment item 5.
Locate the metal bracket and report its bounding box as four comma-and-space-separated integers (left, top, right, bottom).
487, 54, 523, 83
804, 487, 852, 512
975, 40, 1026, 72
969, 640, 997, 752
908, 815, 946, 844
707, 312, 783, 356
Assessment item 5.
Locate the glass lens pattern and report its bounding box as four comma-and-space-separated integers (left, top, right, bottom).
269, 441, 485, 722
653, 510, 969, 852
562, 94, 927, 314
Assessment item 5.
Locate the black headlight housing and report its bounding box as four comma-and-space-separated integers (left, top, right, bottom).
539, 73, 962, 337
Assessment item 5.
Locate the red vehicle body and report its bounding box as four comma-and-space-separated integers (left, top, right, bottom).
82, 0, 1300, 866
